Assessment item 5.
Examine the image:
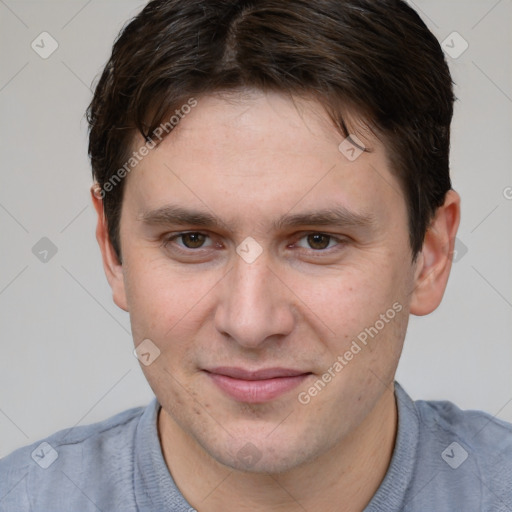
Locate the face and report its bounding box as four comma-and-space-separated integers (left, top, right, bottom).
109, 91, 419, 473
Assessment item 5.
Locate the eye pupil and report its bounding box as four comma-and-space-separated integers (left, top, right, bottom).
307, 234, 330, 250
182, 233, 206, 248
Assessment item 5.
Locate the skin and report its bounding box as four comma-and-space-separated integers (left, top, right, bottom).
92, 90, 460, 511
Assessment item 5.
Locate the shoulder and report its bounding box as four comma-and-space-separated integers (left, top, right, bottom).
415, 394, 512, 465
416, 394, 512, 445
0, 403, 149, 512
408, 390, 512, 509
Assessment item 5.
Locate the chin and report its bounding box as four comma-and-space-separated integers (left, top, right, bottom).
195, 428, 319, 475
221, 448, 304, 474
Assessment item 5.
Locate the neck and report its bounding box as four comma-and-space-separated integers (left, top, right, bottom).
158, 388, 397, 512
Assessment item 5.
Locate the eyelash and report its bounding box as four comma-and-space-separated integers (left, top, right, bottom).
161, 231, 348, 257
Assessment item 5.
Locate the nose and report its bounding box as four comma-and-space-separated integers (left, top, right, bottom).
214, 251, 295, 349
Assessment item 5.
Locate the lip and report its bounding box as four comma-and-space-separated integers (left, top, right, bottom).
204, 367, 312, 403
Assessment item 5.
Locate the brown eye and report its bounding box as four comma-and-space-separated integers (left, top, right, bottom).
180, 232, 207, 248
306, 234, 332, 250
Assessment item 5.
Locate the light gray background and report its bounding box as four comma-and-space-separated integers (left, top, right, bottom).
1, 0, 511, 458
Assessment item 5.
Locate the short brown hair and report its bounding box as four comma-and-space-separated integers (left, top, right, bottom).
87, 0, 454, 261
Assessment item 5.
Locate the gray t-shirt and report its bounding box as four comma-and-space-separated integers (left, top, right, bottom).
1, 382, 511, 511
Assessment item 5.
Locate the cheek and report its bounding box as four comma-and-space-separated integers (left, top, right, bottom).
124, 257, 213, 404
298, 255, 410, 366
123, 254, 203, 340
298, 263, 395, 328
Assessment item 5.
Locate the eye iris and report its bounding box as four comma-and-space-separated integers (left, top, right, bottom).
182, 233, 206, 248
307, 234, 330, 250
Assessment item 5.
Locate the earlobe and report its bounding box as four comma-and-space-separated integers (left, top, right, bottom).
90, 185, 129, 312
409, 190, 461, 316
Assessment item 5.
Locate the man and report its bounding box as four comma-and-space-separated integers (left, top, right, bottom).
1, 0, 511, 510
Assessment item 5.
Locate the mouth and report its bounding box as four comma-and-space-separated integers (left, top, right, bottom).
203, 367, 313, 403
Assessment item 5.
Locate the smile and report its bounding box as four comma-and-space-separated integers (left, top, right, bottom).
203, 367, 313, 403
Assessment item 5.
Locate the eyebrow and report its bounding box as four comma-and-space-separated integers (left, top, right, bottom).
138, 205, 376, 231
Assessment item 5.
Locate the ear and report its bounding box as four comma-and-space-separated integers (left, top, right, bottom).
90, 185, 129, 312
410, 189, 461, 316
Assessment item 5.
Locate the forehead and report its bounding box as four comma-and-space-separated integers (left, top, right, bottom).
123, 91, 404, 232
153, 91, 374, 161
